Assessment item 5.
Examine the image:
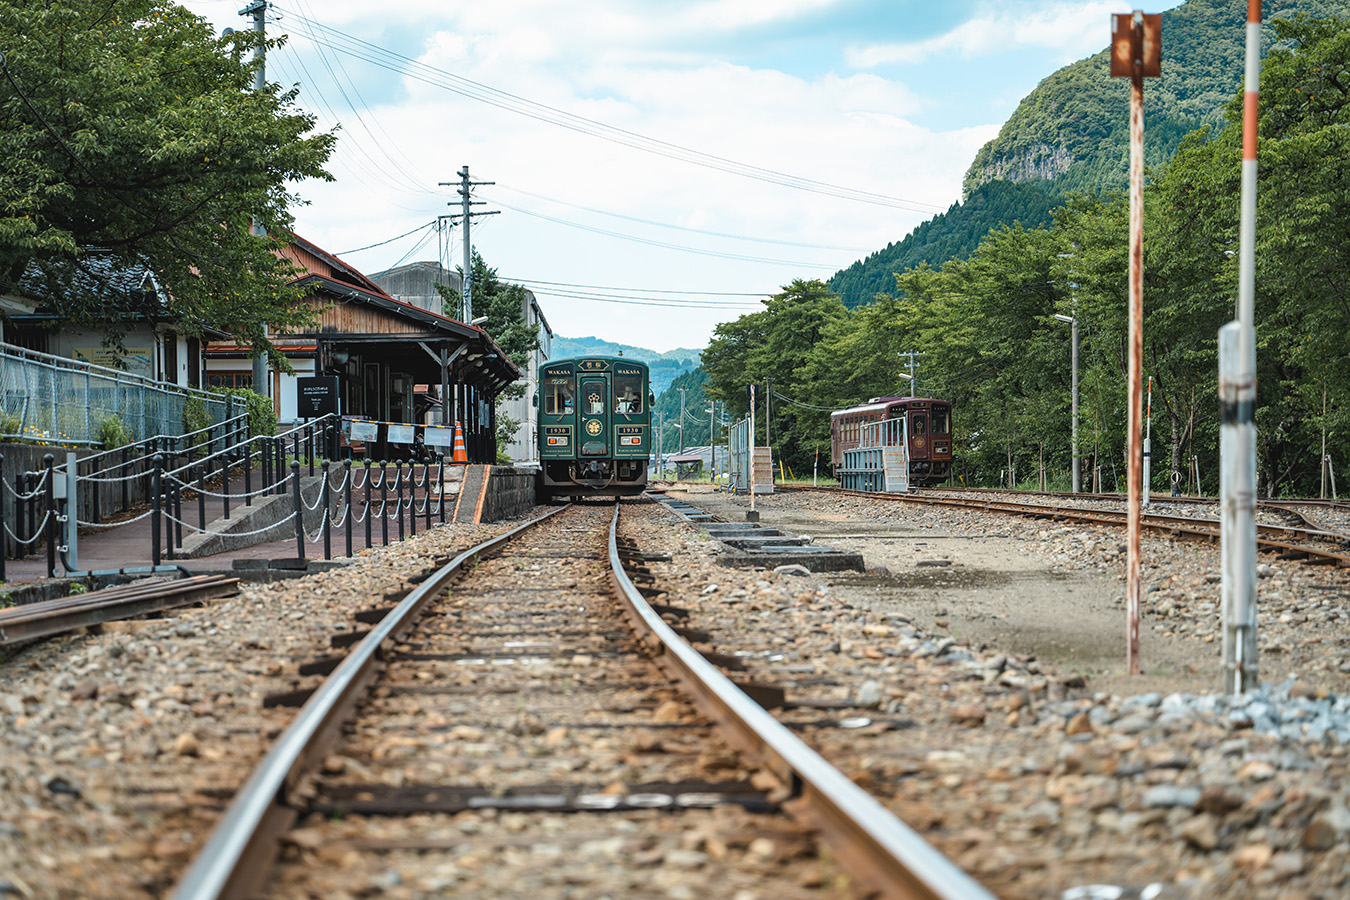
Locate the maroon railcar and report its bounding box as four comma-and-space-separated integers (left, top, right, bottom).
829, 397, 952, 486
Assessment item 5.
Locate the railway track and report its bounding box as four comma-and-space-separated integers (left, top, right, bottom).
778, 484, 1350, 567
171, 499, 993, 900
0, 574, 240, 644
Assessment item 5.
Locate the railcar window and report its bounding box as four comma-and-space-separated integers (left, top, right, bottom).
544, 375, 575, 415
912, 416, 926, 436
932, 407, 950, 435
583, 382, 605, 415
613, 374, 643, 414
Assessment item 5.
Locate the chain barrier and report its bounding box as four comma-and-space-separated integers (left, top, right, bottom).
75, 508, 157, 529
159, 509, 299, 540
3, 512, 53, 547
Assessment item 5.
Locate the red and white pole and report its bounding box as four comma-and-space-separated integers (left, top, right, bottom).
1221, 0, 1261, 694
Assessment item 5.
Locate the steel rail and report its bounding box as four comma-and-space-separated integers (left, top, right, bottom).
0, 575, 239, 644
780, 485, 1350, 567
168, 503, 571, 900
606, 504, 997, 900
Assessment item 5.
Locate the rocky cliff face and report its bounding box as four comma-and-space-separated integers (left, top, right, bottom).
963, 142, 1076, 197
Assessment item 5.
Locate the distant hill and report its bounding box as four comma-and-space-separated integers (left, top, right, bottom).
550, 335, 702, 397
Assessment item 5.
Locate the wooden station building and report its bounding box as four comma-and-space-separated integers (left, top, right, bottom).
205, 232, 520, 463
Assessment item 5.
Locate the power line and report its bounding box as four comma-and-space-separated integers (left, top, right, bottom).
272, 6, 947, 213
495, 184, 871, 253
506, 277, 765, 298
336, 221, 436, 255
486, 197, 843, 269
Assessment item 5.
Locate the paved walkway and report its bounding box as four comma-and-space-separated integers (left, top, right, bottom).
1, 465, 432, 584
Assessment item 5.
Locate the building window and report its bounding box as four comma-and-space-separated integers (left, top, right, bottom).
207, 372, 253, 390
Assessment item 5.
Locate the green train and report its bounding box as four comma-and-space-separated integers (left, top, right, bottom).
535, 355, 653, 499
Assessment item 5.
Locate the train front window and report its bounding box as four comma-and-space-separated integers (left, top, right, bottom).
613, 374, 643, 414
544, 375, 575, 415
932, 407, 950, 436
583, 381, 605, 415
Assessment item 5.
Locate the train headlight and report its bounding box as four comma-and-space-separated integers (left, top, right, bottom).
548, 437, 569, 447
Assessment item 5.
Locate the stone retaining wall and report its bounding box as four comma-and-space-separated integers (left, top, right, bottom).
482, 467, 538, 522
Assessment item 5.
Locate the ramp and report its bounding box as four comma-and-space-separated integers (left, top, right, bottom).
451, 465, 492, 523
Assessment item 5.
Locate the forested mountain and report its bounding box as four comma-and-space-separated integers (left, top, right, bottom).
830, 0, 1350, 310
964, 0, 1350, 197
828, 180, 1061, 308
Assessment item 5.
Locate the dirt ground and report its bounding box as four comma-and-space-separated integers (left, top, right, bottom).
677, 487, 1234, 699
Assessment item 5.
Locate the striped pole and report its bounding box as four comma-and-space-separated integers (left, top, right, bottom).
1221, 0, 1261, 695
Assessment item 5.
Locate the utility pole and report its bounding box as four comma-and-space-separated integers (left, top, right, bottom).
898, 351, 922, 397
678, 388, 686, 455
438, 166, 499, 322
709, 401, 716, 476
1111, 8, 1160, 676
765, 378, 772, 451
241, 0, 269, 401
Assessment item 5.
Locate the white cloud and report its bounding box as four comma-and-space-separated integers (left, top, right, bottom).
847, 1, 1121, 68
179, 0, 1040, 350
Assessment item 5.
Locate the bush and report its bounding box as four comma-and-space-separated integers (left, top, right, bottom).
214, 388, 276, 438
96, 415, 132, 449
0, 413, 20, 442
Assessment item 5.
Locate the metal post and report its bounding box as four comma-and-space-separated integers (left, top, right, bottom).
16, 473, 27, 559
277, 437, 286, 495
151, 453, 163, 569
344, 459, 353, 558
396, 462, 406, 542
438, 455, 447, 523
221, 450, 231, 520
166, 485, 177, 560
364, 462, 373, 549
307, 426, 315, 476
121, 446, 130, 511
243, 443, 252, 506
1143, 376, 1153, 507
291, 460, 304, 560
321, 460, 331, 561
264, 438, 272, 496
1220, 322, 1258, 693
44, 454, 56, 578
197, 464, 206, 531
380, 461, 389, 545
749, 385, 756, 512
408, 463, 418, 538
423, 460, 432, 531
1070, 316, 1080, 493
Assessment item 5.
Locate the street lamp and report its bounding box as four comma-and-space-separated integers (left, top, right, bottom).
897, 371, 914, 398
1053, 313, 1080, 493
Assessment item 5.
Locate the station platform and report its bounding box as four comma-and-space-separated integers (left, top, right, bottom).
1, 463, 539, 592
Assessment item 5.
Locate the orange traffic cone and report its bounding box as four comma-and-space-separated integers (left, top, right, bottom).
451, 421, 468, 464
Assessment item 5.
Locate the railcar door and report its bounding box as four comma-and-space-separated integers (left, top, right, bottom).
579, 376, 610, 457
908, 407, 930, 461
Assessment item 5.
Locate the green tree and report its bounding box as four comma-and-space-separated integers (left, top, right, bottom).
0, 0, 335, 361
701, 279, 847, 473
435, 251, 539, 460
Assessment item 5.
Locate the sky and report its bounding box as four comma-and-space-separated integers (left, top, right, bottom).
180, 0, 1186, 353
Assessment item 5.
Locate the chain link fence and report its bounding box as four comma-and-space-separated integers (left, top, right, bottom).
0, 342, 227, 446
